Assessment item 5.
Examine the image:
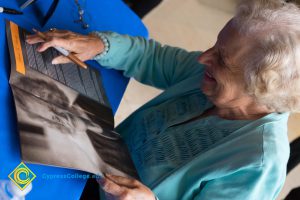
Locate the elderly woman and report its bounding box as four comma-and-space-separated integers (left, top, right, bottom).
26, 0, 300, 199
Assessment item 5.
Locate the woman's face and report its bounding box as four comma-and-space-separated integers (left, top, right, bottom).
198, 20, 254, 108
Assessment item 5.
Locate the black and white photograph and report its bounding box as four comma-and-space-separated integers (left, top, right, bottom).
7, 22, 138, 179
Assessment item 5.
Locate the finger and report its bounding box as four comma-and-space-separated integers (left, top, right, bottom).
52, 55, 71, 65
52, 52, 86, 65
44, 30, 72, 38
105, 174, 140, 188
99, 177, 124, 196
37, 37, 74, 52
26, 34, 45, 44
26, 30, 71, 44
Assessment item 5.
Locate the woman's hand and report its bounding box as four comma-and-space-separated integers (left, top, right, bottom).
98, 173, 156, 200
26, 29, 104, 64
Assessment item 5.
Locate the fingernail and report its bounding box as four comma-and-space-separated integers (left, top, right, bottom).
52, 60, 58, 64
97, 177, 105, 186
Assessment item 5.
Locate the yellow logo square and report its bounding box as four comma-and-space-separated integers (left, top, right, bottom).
8, 162, 36, 191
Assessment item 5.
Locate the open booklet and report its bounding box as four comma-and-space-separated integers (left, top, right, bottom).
6, 21, 138, 179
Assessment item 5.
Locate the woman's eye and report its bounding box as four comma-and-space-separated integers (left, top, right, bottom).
217, 49, 227, 67
218, 56, 225, 66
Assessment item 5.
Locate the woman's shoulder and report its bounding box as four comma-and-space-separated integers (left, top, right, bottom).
210, 112, 290, 169
260, 112, 290, 167
232, 112, 290, 170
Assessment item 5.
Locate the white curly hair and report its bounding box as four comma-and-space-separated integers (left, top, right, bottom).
232, 0, 300, 112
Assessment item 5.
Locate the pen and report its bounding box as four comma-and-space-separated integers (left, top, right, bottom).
20, 0, 37, 9
32, 29, 87, 69
0, 7, 23, 15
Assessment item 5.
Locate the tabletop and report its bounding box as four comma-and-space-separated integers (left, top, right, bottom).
0, 0, 148, 199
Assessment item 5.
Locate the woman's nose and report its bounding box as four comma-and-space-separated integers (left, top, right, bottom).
198, 48, 214, 65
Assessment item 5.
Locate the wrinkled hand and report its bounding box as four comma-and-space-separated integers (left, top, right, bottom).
98, 174, 156, 200
26, 29, 104, 64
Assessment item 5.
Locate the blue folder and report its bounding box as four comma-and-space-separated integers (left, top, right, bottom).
0, 0, 148, 199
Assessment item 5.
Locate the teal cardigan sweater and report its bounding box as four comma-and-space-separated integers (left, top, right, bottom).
95, 32, 290, 200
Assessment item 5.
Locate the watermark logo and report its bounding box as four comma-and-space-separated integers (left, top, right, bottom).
8, 162, 36, 190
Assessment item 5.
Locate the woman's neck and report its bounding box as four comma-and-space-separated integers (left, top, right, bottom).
211, 103, 272, 120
